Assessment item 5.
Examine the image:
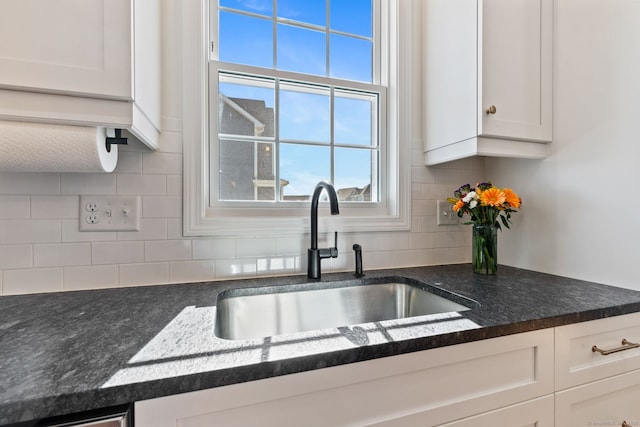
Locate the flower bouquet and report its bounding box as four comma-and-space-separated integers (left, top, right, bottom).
448, 182, 521, 274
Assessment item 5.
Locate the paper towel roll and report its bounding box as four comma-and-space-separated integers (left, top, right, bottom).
0, 121, 118, 173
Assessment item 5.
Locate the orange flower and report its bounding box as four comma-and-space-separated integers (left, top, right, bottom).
452, 199, 465, 212
480, 187, 506, 207
503, 188, 521, 208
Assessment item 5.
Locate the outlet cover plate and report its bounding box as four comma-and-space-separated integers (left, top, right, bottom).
79, 195, 141, 231
437, 200, 460, 225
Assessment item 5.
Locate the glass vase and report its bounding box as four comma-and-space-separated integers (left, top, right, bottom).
472, 224, 498, 274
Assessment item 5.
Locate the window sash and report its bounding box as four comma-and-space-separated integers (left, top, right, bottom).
181, 0, 412, 236
209, 64, 385, 208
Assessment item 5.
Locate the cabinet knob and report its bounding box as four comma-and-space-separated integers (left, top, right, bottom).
486, 105, 497, 115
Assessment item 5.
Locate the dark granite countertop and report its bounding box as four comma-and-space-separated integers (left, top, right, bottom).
2, 264, 640, 425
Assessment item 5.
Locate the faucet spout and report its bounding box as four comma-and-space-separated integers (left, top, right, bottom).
308, 181, 340, 279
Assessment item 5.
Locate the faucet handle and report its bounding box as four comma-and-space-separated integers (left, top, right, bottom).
353, 244, 364, 277
330, 231, 338, 257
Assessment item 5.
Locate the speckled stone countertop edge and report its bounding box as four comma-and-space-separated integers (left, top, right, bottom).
2, 264, 640, 425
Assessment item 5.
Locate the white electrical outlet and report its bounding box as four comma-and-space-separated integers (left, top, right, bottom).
437, 200, 460, 226
79, 195, 141, 231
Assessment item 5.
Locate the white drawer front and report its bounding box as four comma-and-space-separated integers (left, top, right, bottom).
434, 395, 554, 427
556, 369, 640, 427
556, 312, 640, 390
136, 329, 553, 427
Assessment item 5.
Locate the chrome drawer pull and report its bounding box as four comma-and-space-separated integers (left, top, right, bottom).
592, 339, 640, 356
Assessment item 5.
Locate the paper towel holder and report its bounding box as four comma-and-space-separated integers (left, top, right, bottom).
105, 129, 128, 153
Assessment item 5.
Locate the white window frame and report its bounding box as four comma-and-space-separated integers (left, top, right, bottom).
182, 0, 413, 237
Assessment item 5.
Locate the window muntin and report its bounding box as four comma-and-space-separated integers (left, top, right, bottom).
212, 0, 381, 204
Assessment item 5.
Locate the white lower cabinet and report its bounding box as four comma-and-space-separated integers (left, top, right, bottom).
135, 329, 553, 427
555, 370, 640, 427
135, 314, 640, 426
436, 395, 554, 427
554, 312, 640, 427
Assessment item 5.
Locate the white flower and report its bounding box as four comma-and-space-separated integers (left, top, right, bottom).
469, 200, 478, 209
462, 191, 477, 203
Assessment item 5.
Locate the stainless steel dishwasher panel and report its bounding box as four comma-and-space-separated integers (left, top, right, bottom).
48, 413, 128, 427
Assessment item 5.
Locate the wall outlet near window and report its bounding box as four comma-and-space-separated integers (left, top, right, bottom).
79, 195, 141, 231
437, 200, 460, 226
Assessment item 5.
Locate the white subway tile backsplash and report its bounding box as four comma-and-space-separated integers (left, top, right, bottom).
61, 219, 117, 242
0, 245, 32, 269
448, 246, 471, 264
409, 232, 435, 250
335, 234, 375, 255
434, 168, 461, 185
378, 232, 410, 251
236, 237, 277, 258
0, 195, 30, 218
166, 218, 183, 240
114, 152, 143, 174
256, 256, 303, 276
142, 196, 181, 218
327, 252, 351, 272
169, 260, 215, 283
275, 236, 305, 256
34, 243, 91, 267
63, 265, 119, 291
3, 268, 63, 295
0, 172, 60, 194
357, 250, 397, 271
215, 258, 257, 279
92, 241, 144, 265
119, 262, 169, 287
117, 218, 167, 241
158, 130, 183, 153
192, 238, 235, 260
0, 219, 60, 244
61, 173, 116, 195
145, 239, 191, 262
31, 196, 79, 219
166, 175, 182, 196
434, 230, 464, 248
117, 174, 167, 196
423, 248, 450, 266
143, 152, 182, 175
410, 216, 423, 233
411, 199, 432, 217
411, 166, 437, 184
391, 249, 423, 268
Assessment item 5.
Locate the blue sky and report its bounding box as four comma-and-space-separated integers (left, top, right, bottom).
217, 0, 376, 198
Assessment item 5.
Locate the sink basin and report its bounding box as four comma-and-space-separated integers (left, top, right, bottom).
214, 279, 475, 340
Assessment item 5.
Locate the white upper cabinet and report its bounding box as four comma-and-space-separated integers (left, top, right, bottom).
423, 0, 553, 165
0, 0, 161, 149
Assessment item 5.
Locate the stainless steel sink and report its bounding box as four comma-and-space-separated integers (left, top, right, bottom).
214, 280, 474, 340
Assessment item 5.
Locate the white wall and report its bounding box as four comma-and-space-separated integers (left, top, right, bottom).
489, 0, 640, 289
0, 0, 484, 295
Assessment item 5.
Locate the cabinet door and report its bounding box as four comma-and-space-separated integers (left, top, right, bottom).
136, 329, 553, 427
0, 0, 132, 99
480, 0, 552, 142
556, 369, 640, 427
555, 312, 640, 391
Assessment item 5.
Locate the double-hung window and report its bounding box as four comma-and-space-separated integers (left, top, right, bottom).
182, 0, 412, 236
